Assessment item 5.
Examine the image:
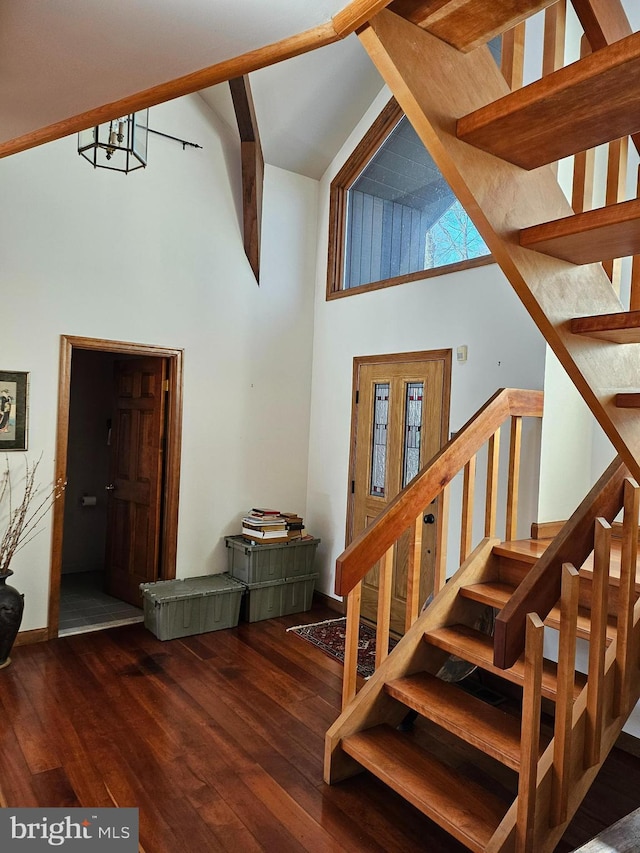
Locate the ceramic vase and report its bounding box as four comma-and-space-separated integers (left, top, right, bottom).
0, 571, 24, 669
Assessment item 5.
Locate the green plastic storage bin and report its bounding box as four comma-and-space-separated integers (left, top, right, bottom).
240, 572, 318, 623
140, 573, 244, 640
225, 535, 320, 583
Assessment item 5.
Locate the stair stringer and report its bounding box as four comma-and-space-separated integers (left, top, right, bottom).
487, 597, 640, 852
357, 10, 640, 485
324, 537, 501, 784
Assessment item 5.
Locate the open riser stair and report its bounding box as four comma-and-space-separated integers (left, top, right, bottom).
326, 466, 640, 851
324, 3, 640, 849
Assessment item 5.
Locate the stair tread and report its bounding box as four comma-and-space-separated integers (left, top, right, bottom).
519, 198, 640, 265
389, 0, 557, 53
615, 393, 640, 409
386, 671, 526, 770
457, 30, 640, 169
425, 624, 587, 700
492, 539, 548, 564
461, 582, 617, 643
461, 580, 516, 608
570, 311, 640, 344
341, 723, 508, 852
495, 538, 640, 588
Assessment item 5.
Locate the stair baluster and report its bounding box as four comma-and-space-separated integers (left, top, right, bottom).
551, 563, 580, 826
405, 513, 423, 629
585, 518, 612, 767
375, 545, 394, 669
616, 478, 640, 716
335, 389, 544, 708
461, 454, 477, 563
516, 613, 544, 853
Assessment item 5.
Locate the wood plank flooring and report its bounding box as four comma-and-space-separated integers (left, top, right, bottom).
0, 602, 638, 852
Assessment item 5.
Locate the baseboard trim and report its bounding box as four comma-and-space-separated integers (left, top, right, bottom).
313, 590, 344, 615
14, 627, 49, 647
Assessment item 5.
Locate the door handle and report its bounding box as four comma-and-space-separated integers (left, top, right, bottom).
105, 483, 117, 491
423, 513, 435, 524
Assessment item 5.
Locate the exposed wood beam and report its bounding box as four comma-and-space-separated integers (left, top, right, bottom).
0, 0, 393, 161
333, 0, 395, 36
229, 76, 263, 282
0, 24, 335, 161
388, 0, 559, 51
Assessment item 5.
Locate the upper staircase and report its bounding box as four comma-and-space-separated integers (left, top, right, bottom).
324, 2, 640, 851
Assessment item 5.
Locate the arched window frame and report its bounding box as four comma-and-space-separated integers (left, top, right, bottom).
326, 97, 494, 300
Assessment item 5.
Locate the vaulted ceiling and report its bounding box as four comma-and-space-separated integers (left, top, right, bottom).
5, 2, 639, 181
0, 0, 387, 177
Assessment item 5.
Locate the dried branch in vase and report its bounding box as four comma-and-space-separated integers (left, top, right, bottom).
0, 455, 66, 576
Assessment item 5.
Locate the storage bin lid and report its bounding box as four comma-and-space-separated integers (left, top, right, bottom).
140, 573, 245, 603
241, 571, 319, 591
225, 535, 320, 551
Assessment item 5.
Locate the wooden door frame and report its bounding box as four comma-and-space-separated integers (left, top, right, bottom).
345, 349, 452, 547
48, 335, 184, 639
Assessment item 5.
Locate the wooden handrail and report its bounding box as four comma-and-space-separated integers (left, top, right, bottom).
493, 455, 629, 669
335, 388, 543, 597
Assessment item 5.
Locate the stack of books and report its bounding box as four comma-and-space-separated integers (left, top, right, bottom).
241, 508, 306, 544
281, 512, 304, 540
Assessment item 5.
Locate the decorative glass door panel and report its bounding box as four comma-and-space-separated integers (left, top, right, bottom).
350, 354, 450, 635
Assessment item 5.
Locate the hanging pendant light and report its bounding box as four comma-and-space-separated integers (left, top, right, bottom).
78, 109, 149, 173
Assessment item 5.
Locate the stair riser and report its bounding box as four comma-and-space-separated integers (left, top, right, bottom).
496, 554, 532, 587
578, 574, 622, 618
495, 555, 625, 620
424, 626, 587, 702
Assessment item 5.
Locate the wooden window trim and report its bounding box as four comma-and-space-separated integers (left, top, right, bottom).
326, 97, 494, 300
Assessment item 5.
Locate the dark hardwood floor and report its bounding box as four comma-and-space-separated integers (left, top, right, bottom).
0, 602, 638, 852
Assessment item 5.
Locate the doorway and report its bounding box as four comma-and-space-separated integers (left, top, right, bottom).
347, 350, 451, 635
49, 336, 183, 639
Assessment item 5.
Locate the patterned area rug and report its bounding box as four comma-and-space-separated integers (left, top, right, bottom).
287, 617, 397, 679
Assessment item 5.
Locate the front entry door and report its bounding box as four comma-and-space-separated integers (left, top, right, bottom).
349, 352, 450, 635
105, 357, 167, 606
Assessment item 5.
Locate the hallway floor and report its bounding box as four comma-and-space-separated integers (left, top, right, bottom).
2, 602, 638, 851
59, 570, 143, 636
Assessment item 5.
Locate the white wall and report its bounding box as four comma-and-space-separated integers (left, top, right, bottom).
306, 88, 547, 599
0, 95, 317, 631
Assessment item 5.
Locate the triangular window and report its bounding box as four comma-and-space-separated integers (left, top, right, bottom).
327, 99, 492, 297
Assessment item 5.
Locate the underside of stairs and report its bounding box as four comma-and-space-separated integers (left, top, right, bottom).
325, 2, 640, 851
359, 1, 640, 487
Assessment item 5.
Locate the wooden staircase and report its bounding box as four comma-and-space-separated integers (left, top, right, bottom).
326, 465, 640, 851
324, 1, 640, 851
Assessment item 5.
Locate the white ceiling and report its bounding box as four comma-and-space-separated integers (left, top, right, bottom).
0, 0, 347, 140
200, 35, 384, 178
0, 0, 384, 178
5, 2, 639, 181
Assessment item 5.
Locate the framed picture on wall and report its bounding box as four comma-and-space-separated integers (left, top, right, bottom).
0, 371, 29, 450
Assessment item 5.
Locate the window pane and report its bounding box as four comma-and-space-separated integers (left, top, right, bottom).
370, 383, 389, 497
344, 117, 489, 290
402, 382, 423, 488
